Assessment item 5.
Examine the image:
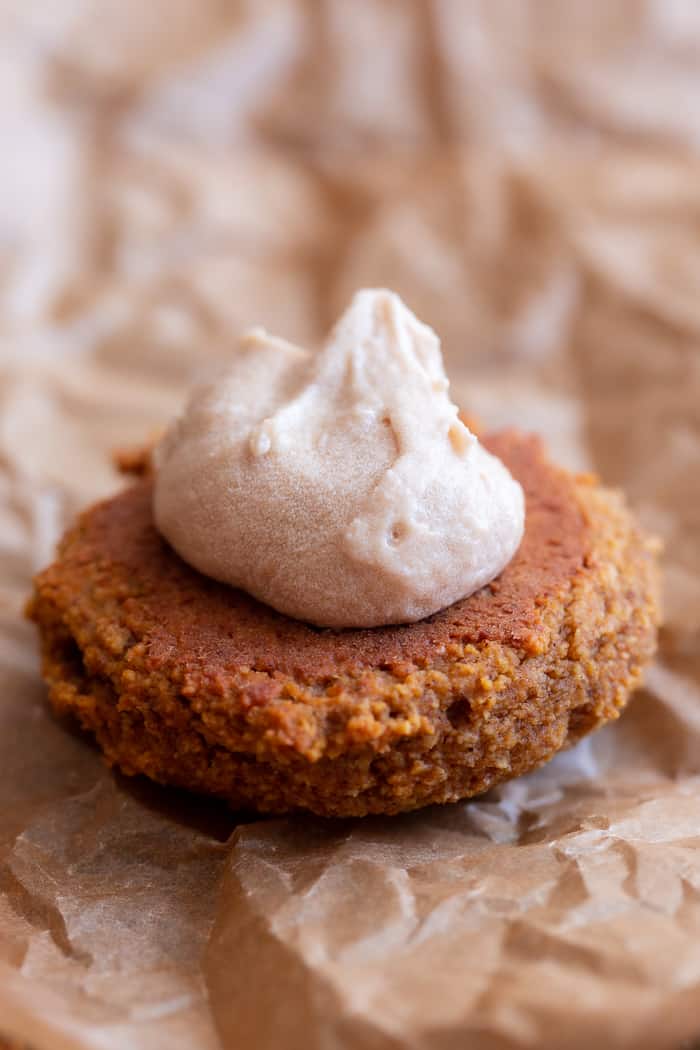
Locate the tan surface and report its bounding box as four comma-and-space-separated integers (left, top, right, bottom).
1, 2, 699, 1048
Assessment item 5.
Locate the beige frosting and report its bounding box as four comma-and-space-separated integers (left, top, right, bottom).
153, 290, 525, 627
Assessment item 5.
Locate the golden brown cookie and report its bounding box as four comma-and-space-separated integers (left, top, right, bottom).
28, 431, 659, 817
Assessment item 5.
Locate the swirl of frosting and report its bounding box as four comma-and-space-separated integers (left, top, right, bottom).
153, 289, 525, 628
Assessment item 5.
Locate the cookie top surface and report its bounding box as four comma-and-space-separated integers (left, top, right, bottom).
58, 431, 587, 680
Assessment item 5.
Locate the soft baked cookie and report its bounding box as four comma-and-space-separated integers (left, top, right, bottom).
27, 431, 659, 817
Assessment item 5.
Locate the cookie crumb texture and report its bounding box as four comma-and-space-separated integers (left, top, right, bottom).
28, 433, 659, 817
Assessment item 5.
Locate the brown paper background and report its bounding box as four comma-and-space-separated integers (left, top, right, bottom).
1, 3, 699, 1048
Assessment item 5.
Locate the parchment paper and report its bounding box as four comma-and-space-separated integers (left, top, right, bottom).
1, 3, 700, 1048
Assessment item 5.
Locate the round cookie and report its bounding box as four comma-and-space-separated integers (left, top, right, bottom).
28, 432, 659, 817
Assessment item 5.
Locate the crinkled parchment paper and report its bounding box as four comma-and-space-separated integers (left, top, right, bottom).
1, 3, 700, 1048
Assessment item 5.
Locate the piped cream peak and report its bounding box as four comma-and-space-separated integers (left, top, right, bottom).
153, 289, 525, 627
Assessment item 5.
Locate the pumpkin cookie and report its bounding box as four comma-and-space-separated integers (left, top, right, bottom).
28, 431, 659, 817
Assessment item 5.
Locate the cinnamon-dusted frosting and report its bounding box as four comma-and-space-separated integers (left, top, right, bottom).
153, 290, 525, 627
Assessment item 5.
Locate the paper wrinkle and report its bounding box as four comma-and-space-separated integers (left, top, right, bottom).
1, 2, 700, 1049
